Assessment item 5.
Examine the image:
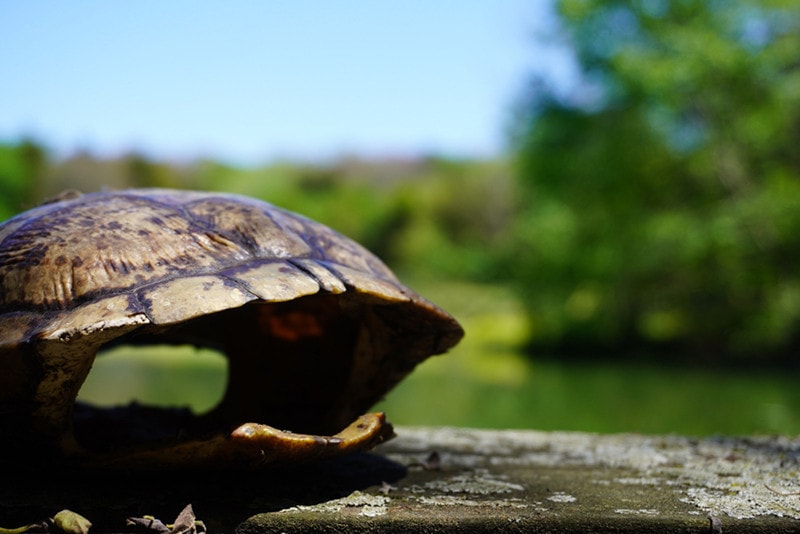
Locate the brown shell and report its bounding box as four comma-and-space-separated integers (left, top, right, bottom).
0, 189, 463, 468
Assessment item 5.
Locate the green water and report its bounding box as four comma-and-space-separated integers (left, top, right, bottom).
377, 358, 800, 435
77, 281, 800, 436
78, 344, 800, 436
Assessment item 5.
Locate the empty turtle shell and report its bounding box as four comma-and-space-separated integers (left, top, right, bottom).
0, 189, 463, 469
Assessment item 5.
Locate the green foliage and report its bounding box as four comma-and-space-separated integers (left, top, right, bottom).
512, 0, 800, 360
123, 152, 184, 188
0, 139, 45, 220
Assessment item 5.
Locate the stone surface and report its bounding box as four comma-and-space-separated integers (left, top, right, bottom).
241, 427, 800, 533
2, 427, 800, 533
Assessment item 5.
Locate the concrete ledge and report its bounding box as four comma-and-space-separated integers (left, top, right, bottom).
3, 428, 800, 532
243, 427, 800, 533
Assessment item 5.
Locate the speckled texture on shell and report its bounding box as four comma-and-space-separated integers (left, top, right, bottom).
0, 189, 463, 467
0, 190, 402, 317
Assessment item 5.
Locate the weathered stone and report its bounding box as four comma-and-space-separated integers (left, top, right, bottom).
242, 427, 800, 533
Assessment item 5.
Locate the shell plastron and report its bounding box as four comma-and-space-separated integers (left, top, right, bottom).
0, 188, 463, 470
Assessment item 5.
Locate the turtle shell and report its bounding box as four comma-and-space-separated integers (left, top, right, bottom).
0, 189, 463, 469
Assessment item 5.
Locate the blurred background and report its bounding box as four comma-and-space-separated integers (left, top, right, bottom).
2, 1, 800, 436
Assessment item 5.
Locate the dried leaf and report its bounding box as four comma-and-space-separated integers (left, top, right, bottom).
52, 510, 91, 534
168, 505, 195, 534
125, 516, 170, 533
127, 505, 202, 534
0, 521, 49, 534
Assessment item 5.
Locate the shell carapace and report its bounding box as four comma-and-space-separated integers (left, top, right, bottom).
0, 189, 463, 469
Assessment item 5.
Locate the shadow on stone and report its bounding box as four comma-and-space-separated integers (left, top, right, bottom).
0, 452, 406, 532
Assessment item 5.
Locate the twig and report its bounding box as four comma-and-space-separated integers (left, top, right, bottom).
765, 483, 800, 496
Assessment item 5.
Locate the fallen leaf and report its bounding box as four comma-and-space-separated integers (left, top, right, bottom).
126, 505, 204, 534
0, 521, 49, 534
52, 510, 91, 534
168, 505, 195, 534
125, 516, 170, 533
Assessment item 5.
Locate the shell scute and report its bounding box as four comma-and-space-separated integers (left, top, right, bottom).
38, 294, 150, 343
185, 196, 312, 258
289, 258, 347, 294
221, 259, 321, 303
321, 262, 409, 303
137, 274, 257, 325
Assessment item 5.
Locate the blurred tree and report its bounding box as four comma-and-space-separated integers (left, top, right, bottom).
124, 152, 183, 188
0, 139, 47, 220
390, 158, 516, 279
45, 151, 130, 195
512, 0, 800, 362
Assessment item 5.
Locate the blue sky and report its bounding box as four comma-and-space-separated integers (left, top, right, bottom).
1, 1, 572, 164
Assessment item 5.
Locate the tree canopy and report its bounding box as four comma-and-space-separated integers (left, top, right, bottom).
511, 0, 800, 362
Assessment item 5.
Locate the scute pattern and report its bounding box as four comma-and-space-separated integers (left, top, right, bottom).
221, 260, 321, 303
185, 197, 312, 259
0, 190, 403, 318
0, 194, 249, 311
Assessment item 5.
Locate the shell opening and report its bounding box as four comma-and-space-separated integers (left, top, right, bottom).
74, 344, 229, 448
79, 345, 228, 414
69, 294, 381, 455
